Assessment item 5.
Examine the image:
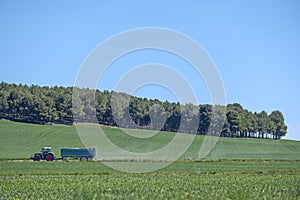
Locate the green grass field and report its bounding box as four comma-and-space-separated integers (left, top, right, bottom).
0, 120, 299, 160
0, 120, 299, 199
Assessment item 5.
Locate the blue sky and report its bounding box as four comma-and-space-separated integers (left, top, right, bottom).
0, 1, 299, 140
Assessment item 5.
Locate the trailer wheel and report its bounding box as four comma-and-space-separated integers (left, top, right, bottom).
33, 155, 41, 161
80, 157, 86, 161
62, 157, 68, 161
46, 153, 54, 161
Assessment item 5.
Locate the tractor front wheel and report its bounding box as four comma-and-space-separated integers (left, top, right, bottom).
46, 153, 54, 161
33, 155, 41, 161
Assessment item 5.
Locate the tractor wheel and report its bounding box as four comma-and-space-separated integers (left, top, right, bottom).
46, 153, 54, 161
33, 155, 41, 161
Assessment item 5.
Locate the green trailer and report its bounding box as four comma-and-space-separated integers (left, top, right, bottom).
60, 148, 96, 161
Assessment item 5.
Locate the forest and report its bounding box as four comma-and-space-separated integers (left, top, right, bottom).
0, 81, 287, 139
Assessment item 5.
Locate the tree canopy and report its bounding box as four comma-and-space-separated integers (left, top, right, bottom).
0, 82, 287, 139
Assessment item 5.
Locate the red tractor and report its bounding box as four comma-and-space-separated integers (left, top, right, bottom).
30, 147, 55, 161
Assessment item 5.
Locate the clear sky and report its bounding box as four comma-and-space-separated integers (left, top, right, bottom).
0, 1, 299, 140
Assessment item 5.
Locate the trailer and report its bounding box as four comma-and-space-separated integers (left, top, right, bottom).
60, 148, 96, 161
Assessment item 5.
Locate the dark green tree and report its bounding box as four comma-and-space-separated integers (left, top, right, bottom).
269, 111, 287, 139
257, 111, 268, 138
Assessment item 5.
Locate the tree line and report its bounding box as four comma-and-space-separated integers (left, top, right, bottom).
0, 81, 287, 139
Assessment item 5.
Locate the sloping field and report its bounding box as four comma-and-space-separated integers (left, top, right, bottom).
0, 120, 299, 160
1, 120, 299, 199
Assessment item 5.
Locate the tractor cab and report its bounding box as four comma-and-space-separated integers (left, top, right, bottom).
42, 147, 52, 154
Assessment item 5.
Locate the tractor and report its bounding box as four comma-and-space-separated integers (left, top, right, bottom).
30, 147, 55, 161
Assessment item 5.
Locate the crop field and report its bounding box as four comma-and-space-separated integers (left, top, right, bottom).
0, 160, 299, 199
0, 120, 300, 199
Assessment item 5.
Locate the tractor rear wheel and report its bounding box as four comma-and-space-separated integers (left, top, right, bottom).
46, 153, 54, 161
33, 155, 41, 161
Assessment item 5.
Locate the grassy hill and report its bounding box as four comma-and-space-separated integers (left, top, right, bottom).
0, 120, 299, 160
0, 120, 299, 199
